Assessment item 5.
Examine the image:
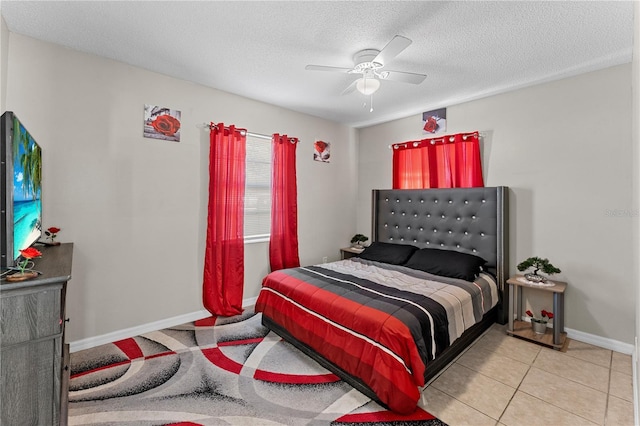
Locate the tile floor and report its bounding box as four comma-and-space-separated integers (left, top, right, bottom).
421, 324, 635, 426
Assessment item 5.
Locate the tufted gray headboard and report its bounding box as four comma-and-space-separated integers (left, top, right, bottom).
372, 187, 509, 321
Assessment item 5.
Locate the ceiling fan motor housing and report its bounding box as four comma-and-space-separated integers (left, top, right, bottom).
352, 49, 383, 71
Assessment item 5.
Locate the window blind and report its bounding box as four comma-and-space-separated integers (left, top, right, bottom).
244, 136, 271, 242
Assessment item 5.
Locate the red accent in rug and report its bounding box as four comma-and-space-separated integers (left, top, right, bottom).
70, 351, 178, 379
334, 407, 436, 422
113, 338, 144, 360
70, 359, 131, 379
202, 342, 341, 384
218, 337, 264, 346
253, 369, 339, 384
201, 347, 243, 374
165, 423, 203, 426
194, 316, 217, 326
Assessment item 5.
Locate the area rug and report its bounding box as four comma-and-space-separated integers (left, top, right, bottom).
69, 309, 447, 425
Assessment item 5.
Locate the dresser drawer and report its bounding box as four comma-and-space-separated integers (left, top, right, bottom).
1, 337, 61, 425
1, 284, 63, 346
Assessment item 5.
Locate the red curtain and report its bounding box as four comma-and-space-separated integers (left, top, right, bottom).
269, 134, 300, 271
392, 132, 484, 189
203, 123, 246, 316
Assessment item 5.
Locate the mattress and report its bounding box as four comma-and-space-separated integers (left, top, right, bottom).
254, 258, 499, 413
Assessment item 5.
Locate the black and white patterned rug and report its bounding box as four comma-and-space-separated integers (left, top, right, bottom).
69, 309, 447, 425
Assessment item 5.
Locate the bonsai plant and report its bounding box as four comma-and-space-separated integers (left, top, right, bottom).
350, 234, 369, 248
517, 256, 561, 283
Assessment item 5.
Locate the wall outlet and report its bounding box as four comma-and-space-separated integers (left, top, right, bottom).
322, 256, 328, 263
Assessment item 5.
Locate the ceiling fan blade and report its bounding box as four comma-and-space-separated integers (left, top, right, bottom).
341, 80, 358, 95
305, 64, 353, 73
373, 35, 412, 66
383, 70, 427, 85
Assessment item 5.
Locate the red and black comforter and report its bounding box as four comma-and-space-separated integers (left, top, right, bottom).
255, 258, 498, 414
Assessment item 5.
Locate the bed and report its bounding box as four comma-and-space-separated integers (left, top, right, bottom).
255, 187, 509, 414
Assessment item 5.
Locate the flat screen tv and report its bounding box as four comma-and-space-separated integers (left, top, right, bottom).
1, 111, 42, 269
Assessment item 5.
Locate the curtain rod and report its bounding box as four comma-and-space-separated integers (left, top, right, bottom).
387, 131, 485, 150
199, 123, 296, 142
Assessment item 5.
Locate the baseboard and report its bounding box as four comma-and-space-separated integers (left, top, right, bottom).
519, 316, 634, 355
565, 327, 634, 355
633, 337, 638, 426
69, 296, 258, 353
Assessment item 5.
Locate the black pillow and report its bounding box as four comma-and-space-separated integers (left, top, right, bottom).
404, 248, 487, 281
358, 242, 418, 265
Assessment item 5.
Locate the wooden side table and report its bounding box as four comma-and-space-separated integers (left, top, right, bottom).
506, 275, 567, 350
340, 246, 364, 260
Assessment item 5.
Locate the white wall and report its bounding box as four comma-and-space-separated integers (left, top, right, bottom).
633, 0, 640, 417
0, 15, 8, 111
357, 65, 634, 344
5, 33, 357, 343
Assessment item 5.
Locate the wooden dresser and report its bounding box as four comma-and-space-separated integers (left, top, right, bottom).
1, 243, 73, 425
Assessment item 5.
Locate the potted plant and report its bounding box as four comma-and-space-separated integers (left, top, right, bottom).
517, 256, 561, 283
350, 234, 369, 248
526, 309, 554, 334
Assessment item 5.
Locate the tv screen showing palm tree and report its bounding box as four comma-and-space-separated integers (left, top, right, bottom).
12, 115, 42, 260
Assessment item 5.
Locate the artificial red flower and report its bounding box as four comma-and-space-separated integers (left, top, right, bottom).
528, 309, 554, 323
20, 247, 42, 259
45, 226, 61, 243
17, 247, 42, 275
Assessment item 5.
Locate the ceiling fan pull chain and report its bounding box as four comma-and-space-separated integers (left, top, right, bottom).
370, 94, 374, 112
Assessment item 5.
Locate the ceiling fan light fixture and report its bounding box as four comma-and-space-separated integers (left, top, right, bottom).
356, 77, 380, 95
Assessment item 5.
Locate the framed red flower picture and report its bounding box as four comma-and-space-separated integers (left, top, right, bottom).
422, 107, 447, 135
144, 105, 182, 142
313, 140, 330, 163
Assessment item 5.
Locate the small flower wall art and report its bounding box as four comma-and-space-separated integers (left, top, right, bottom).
422, 107, 447, 135
314, 140, 330, 163
144, 105, 181, 142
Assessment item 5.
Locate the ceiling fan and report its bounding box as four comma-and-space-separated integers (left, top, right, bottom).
305, 35, 427, 98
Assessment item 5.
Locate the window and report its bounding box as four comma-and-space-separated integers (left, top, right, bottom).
244, 136, 271, 242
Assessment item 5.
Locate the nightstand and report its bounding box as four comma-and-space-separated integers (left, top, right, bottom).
340, 246, 364, 260
506, 275, 567, 350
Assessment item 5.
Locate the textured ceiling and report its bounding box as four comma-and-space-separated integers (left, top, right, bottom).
1, 1, 634, 128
